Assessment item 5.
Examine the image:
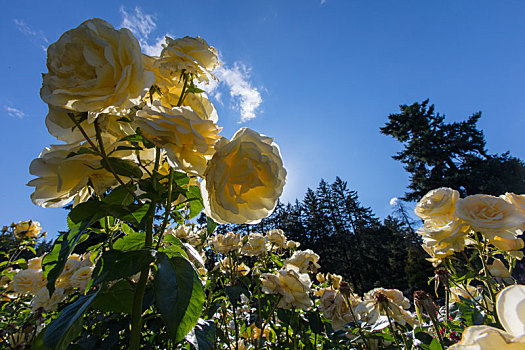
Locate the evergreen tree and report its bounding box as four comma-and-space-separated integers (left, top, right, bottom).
380, 99, 525, 200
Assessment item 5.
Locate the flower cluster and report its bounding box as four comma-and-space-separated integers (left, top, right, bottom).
9, 254, 94, 312
415, 188, 525, 265
29, 18, 286, 225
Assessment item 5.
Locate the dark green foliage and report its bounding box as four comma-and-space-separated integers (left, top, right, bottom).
218, 177, 423, 295
380, 99, 525, 200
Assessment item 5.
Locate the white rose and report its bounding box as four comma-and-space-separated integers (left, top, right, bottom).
201, 128, 287, 224
41, 18, 154, 114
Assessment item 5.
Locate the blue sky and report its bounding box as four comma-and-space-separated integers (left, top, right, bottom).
1, 0, 524, 238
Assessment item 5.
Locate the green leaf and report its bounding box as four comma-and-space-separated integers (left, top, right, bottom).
103, 185, 136, 206
101, 157, 142, 179
90, 249, 156, 287
42, 218, 94, 295
172, 171, 190, 186
429, 338, 442, 350
306, 311, 323, 334
113, 231, 146, 250
154, 253, 205, 343
206, 217, 217, 237
414, 329, 434, 345
186, 319, 216, 350
186, 186, 204, 219
43, 289, 100, 349
68, 201, 103, 224
90, 280, 134, 314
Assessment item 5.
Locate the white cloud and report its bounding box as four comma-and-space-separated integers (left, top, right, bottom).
389, 197, 399, 206
214, 63, 262, 122
13, 19, 48, 51
321, 0, 327, 4
120, 6, 168, 56
120, 6, 156, 40
4, 106, 25, 119
118, 6, 263, 122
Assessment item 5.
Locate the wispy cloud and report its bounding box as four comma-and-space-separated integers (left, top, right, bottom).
214, 63, 262, 122
13, 19, 48, 51
119, 6, 263, 122
120, 6, 166, 56
321, 0, 327, 4
4, 106, 25, 119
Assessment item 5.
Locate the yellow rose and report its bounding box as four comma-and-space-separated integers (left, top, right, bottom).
157, 36, 219, 82
212, 232, 242, 254
449, 285, 525, 349
417, 218, 472, 257
41, 18, 154, 114
70, 266, 94, 291
241, 233, 268, 257
13, 220, 42, 239
456, 194, 524, 240
201, 128, 287, 224
501, 193, 525, 217
266, 229, 287, 248
217, 257, 250, 276
261, 267, 312, 310
286, 240, 300, 249
284, 249, 321, 273
144, 55, 218, 122
12, 269, 46, 295
31, 287, 66, 312
27, 138, 134, 208
135, 103, 221, 176
415, 188, 459, 221
45, 105, 134, 143
491, 236, 524, 252
326, 273, 343, 289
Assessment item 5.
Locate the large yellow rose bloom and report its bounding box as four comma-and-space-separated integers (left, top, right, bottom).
41, 18, 154, 114
201, 128, 287, 224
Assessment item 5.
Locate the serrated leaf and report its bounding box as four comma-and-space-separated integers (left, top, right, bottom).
101, 157, 142, 179
43, 289, 100, 349
154, 253, 205, 343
